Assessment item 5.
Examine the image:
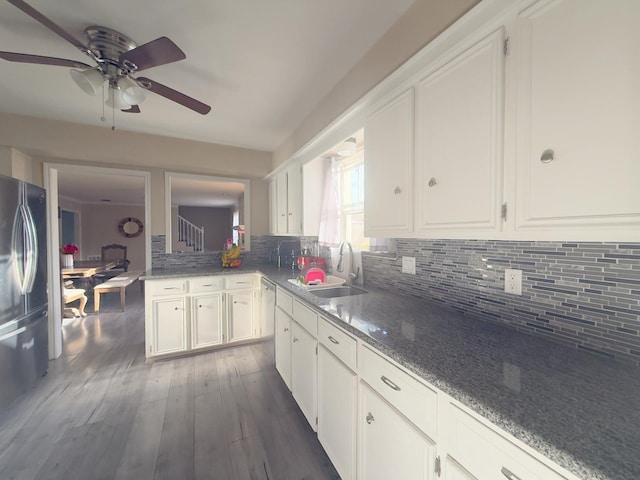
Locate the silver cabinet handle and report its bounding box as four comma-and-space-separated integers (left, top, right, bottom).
328, 336, 339, 345
428, 177, 437, 187
380, 375, 401, 391
284, 327, 289, 332
501, 467, 522, 480
164, 287, 180, 290
393, 186, 401, 194
293, 337, 299, 343
366, 412, 375, 424
540, 149, 554, 163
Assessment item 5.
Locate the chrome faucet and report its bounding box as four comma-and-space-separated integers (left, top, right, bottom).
336, 241, 360, 284
275, 239, 299, 268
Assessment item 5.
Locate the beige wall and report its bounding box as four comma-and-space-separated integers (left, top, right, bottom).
80, 204, 146, 272
272, 0, 479, 168
0, 112, 272, 236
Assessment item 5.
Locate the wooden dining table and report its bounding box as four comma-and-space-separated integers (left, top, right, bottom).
62, 260, 118, 279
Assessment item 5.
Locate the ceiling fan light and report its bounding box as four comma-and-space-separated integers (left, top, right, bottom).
337, 137, 357, 157
105, 87, 132, 110
119, 77, 146, 105
70, 68, 104, 96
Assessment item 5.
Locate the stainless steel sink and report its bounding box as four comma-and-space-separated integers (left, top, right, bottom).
309, 285, 368, 298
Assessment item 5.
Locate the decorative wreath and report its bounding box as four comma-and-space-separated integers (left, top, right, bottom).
118, 217, 143, 238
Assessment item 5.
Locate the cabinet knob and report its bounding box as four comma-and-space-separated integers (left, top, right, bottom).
428, 177, 437, 187
173, 307, 183, 311
284, 327, 289, 332
393, 186, 401, 195
366, 412, 375, 424
540, 149, 555, 163
293, 337, 299, 343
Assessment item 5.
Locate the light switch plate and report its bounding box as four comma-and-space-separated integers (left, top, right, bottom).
402, 256, 416, 274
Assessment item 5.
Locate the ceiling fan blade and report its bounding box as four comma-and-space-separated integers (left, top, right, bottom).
122, 105, 141, 113
0, 51, 92, 69
7, 0, 90, 54
137, 77, 211, 115
119, 37, 185, 73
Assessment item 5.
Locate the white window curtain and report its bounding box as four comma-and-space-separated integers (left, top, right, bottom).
318, 156, 341, 246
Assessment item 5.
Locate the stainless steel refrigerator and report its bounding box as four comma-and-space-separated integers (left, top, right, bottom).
0, 173, 48, 410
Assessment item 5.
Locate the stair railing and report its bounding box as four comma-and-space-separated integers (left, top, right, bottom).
177, 215, 204, 251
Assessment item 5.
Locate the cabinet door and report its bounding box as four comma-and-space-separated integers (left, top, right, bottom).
415, 28, 504, 233
152, 297, 188, 355
276, 172, 288, 234
227, 291, 254, 343
275, 308, 292, 390
445, 401, 570, 480
287, 165, 302, 234
260, 281, 275, 338
269, 178, 278, 234
318, 345, 357, 480
291, 321, 317, 431
515, 0, 640, 234
358, 382, 437, 480
191, 293, 224, 349
364, 88, 414, 236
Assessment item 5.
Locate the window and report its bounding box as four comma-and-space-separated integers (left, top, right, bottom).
338, 149, 368, 250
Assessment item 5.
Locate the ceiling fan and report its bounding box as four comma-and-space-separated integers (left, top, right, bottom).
0, 0, 211, 116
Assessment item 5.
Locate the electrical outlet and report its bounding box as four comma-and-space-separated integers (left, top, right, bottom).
504, 268, 522, 295
402, 256, 416, 274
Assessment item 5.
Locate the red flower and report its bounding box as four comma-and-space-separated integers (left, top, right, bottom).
60, 243, 79, 257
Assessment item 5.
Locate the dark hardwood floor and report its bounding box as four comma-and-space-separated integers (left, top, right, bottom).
0, 285, 339, 480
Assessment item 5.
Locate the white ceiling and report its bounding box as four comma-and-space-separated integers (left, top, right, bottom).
0, 0, 414, 152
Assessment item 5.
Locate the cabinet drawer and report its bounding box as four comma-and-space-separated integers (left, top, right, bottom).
276, 287, 294, 315
190, 276, 224, 293
148, 279, 188, 297
447, 401, 570, 480
225, 274, 256, 290
358, 344, 437, 438
318, 316, 356, 371
293, 299, 317, 337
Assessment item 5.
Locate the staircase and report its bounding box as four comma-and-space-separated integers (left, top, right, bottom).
177, 215, 204, 252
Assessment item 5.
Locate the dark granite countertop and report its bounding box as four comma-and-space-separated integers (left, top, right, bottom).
142, 264, 640, 480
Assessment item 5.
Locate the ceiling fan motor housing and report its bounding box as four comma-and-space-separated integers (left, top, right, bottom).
85, 26, 138, 79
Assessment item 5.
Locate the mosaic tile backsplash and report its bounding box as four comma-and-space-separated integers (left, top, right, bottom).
152, 234, 640, 365
363, 239, 640, 366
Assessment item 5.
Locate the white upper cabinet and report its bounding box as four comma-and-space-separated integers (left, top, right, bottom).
514, 0, 640, 237
272, 165, 302, 235
364, 88, 414, 237
415, 28, 505, 235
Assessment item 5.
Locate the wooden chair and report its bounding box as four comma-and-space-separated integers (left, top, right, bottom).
62, 279, 87, 317
96, 244, 130, 281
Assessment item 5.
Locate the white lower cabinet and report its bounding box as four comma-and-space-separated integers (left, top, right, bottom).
274, 307, 292, 390
359, 382, 437, 480
291, 319, 318, 431
444, 400, 572, 480
151, 296, 188, 355
145, 274, 258, 359
227, 291, 255, 343
191, 293, 224, 349
318, 344, 357, 480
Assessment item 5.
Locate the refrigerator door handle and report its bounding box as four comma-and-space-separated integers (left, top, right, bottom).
22, 204, 38, 294
12, 204, 38, 295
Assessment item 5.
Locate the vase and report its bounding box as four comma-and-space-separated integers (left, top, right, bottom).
61, 253, 74, 268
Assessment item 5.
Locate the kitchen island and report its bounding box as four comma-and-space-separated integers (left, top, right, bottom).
142, 264, 640, 480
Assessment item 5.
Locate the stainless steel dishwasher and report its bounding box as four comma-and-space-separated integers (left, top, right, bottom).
260, 277, 276, 338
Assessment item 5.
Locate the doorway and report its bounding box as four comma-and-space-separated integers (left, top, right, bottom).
44, 163, 151, 360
